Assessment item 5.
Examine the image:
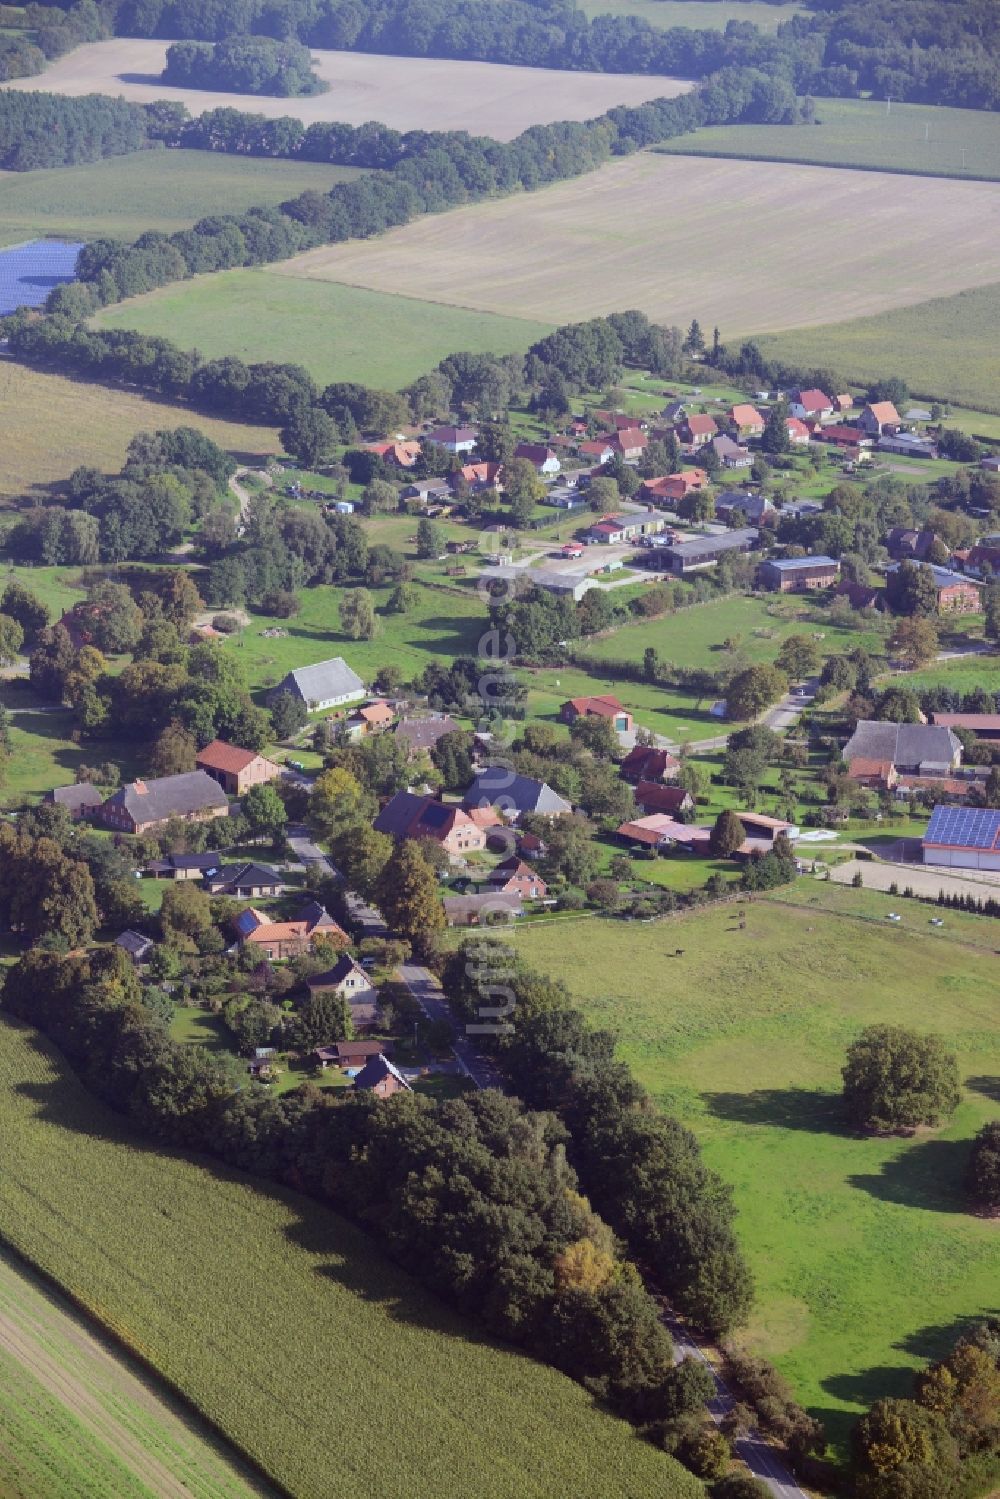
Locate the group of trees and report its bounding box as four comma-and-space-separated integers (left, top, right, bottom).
163, 37, 326, 95
0, 90, 147, 170
842, 1024, 961, 1134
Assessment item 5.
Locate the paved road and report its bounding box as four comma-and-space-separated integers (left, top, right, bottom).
285, 824, 339, 880
397, 963, 505, 1089
679, 675, 820, 754
660, 1305, 810, 1499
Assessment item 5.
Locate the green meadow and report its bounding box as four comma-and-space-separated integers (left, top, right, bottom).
657, 96, 1000, 181
92, 270, 552, 389
512, 882, 1000, 1460
0, 151, 361, 244
0, 1015, 699, 1499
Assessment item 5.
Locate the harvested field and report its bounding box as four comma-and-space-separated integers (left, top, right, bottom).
7, 41, 691, 138
0, 360, 281, 500
275, 153, 1000, 333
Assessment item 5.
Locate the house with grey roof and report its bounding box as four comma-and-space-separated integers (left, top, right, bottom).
395, 715, 461, 756
714, 491, 775, 525
47, 782, 104, 820
98, 771, 230, 835
662, 528, 759, 576
843, 720, 962, 778
462, 767, 571, 820
115, 929, 154, 965
268, 657, 365, 713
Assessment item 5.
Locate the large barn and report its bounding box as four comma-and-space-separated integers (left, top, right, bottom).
922, 805, 1000, 872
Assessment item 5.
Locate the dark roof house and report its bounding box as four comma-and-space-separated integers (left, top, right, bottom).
48, 782, 104, 819
462, 767, 571, 818
844, 720, 962, 775
98, 771, 229, 834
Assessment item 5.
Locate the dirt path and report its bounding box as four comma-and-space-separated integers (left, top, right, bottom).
0, 1244, 273, 1499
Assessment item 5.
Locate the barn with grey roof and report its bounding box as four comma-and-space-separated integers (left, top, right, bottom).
268, 657, 365, 712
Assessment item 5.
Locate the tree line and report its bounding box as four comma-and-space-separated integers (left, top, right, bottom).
0, 944, 729, 1465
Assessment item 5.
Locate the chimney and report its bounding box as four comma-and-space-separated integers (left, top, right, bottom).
133, 780, 148, 795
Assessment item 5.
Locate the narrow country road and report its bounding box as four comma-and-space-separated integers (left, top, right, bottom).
228, 464, 272, 526
680, 675, 821, 754
285, 824, 339, 881
396, 963, 505, 1090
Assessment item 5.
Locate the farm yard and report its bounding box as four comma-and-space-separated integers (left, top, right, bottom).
264, 153, 1000, 337
0, 1244, 272, 1499
5, 41, 689, 138
757, 281, 1000, 415
0, 362, 281, 502
93, 274, 552, 390
0, 152, 362, 245
511, 883, 1000, 1461
0, 1015, 700, 1499
656, 96, 1000, 182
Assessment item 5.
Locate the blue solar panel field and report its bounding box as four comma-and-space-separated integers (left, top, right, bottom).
0, 239, 82, 315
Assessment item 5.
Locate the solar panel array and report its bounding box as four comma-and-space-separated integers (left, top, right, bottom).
0, 239, 83, 315
925, 804, 1000, 850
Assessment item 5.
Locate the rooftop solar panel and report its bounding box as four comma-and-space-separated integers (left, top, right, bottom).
0, 240, 83, 316
925, 805, 1000, 849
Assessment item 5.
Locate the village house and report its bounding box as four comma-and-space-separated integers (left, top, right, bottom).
677, 413, 718, 450
662, 528, 759, 576
313, 1039, 390, 1070
788, 388, 834, 421
363, 440, 421, 469
886, 563, 981, 613
962, 541, 1000, 578
401, 478, 452, 504
463, 767, 571, 819
487, 857, 548, 900
267, 657, 365, 713
345, 700, 395, 739
728, 403, 765, 438
579, 439, 616, 465
607, 428, 647, 460
708, 434, 752, 469
857, 401, 901, 437
620, 745, 680, 783
638, 469, 707, 505
633, 780, 694, 817
843, 720, 962, 782
834, 579, 882, 610
922, 805, 1000, 873
595, 411, 646, 431
98, 771, 229, 835
661, 400, 687, 423
457, 461, 503, 491
374, 791, 492, 854
46, 782, 104, 821
714, 491, 774, 525
234, 901, 347, 961
195, 740, 282, 796
426, 423, 478, 454
394, 715, 461, 757
204, 862, 283, 898
786, 417, 811, 445
981, 456, 1000, 474
514, 442, 560, 475
885, 527, 943, 563
560, 695, 633, 733
353, 1053, 412, 1097
115, 929, 154, 966
307, 959, 380, 1031
145, 851, 226, 881
757, 555, 840, 592
443, 891, 523, 927
832, 393, 854, 414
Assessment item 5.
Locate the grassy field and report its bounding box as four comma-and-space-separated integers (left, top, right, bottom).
225, 576, 488, 698
9, 41, 686, 139
94, 273, 552, 389
0, 152, 361, 246
0, 362, 281, 501
656, 96, 1000, 181
511, 882, 1000, 1459
579, 0, 801, 28
577, 594, 886, 673
756, 282, 1000, 414
0, 1244, 274, 1499
0, 1015, 699, 1499
270, 153, 1000, 337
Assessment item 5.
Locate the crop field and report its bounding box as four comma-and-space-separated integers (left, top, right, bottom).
226, 577, 488, 698
0, 1015, 699, 1499
0, 362, 281, 501
577, 594, 886, 673
93, 273, 552, 389
271, 153, 1000, 336
0, 1244, 273, 1499
578, 0, 801, 29
7, 41, 689, 139
656, 96, 1000, 181
511, 883, 1000, 1458
0, 152, 362, 246
756, 282, 1000, 414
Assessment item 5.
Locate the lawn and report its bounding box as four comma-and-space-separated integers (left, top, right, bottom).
578, 0, 801, 29
656, 96, 1000, 182
0, 152, 361, 245
0, 361, 281, 502
227, 578, 488, 698
755, 282, 1000, 415
520, 662, 735, 744
267, 153, 1000, 338
577, 593, 886, 673
0, 1245, 272, 1499
511, 882, 1000, 1460
94, 271, 552, 390
0, 1014, 699, 1499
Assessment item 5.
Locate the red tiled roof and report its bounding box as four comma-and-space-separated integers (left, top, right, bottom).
196, 739, 260, 774
684, 414, 718, 436
795, 389, 832, 413
566, 695, 625, 718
